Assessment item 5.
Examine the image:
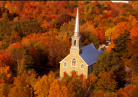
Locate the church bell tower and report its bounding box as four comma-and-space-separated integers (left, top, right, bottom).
70, 7, 82, 55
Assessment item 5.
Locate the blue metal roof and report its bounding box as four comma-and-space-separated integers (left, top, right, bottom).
80, 43, 102, 66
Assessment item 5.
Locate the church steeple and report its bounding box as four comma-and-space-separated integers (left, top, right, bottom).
70, 7, 82, 54
74, 7, 80, 36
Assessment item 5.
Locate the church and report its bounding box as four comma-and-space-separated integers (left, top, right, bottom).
59, 8, 102, 78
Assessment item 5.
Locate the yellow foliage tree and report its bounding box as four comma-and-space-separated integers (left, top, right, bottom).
8, 69, 37, 97
94, 71, 117, 92
34, 71, 55, 97
48, 79, 69, 97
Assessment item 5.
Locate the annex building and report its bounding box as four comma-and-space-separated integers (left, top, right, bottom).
59, 8, 103, 78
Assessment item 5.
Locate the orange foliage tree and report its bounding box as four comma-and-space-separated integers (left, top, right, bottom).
94, 71, 117, 92
48, 79, 69, 97
117, 84, 137, 97
34, 71, 55, 97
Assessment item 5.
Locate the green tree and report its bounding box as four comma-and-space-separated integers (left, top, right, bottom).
93, 51, 126, 88
94, 71, 117, 92
113, 61, 126, 88
93, 51, 119, 76
112, 30, 131, 59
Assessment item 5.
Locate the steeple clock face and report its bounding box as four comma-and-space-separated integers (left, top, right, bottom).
73, 50, 76, 54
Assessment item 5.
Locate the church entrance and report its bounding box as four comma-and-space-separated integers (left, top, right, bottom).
71, 70, 76, 77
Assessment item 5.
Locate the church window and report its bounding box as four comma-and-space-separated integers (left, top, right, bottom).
72, 58, 76, 67
74, 40, 76, 46
64, 62, 67, 67
81, 64, 84, 69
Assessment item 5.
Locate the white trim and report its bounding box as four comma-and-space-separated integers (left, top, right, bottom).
59, 54, 70, 63
81, 63, 84, 69
71, 57, 77, 67
63, 61, 67, 68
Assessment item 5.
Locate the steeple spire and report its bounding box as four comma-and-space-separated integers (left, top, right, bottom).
74, 7, 80, 36
70, 7, 82, 54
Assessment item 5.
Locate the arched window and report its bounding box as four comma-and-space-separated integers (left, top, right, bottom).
72, 58, 76, 67
64, 62, 67, 67
74, 40, 76, 46
81, 64, 84, 69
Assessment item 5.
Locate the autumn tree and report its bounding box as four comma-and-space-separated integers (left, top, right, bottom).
0, 54, 12, 83
34, 71, 55, 97
57, 18, 75, 40
127, 26, 138, 55
80, 21, 100, 48
83, 4, 97, 21
56, 14, 72, 28
111, 22, 130, 41
2, 12, 9, 22
117, 84, 137, 97
82, 73, 98, 96
0, 82, 11, 97
98, 30, 105, 43
8, 69, 37, 97
92, 90, 117, 97
94, 71, 117, 92
48, 79, 69, 97
11, 46, 33, 75
105, 27, 114, 41
67, 76, 82, 97
34, 75, 49, 97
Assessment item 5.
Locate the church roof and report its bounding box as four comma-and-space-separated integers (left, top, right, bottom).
80, 43, 101, 66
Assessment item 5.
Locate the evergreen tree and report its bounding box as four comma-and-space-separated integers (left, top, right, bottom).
112, 30, 131, 59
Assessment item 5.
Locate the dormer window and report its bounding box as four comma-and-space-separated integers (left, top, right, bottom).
72, 58, 76, 67
64, 62, 67, 67
81, 64, 84, 69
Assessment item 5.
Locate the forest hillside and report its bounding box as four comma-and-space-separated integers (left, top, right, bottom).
0, 1, 137, 97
